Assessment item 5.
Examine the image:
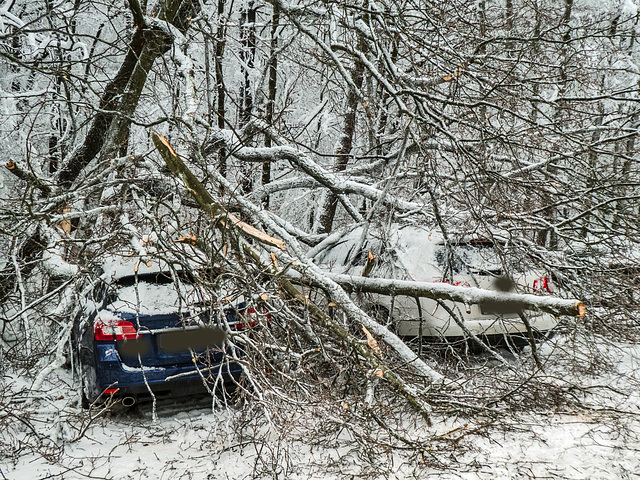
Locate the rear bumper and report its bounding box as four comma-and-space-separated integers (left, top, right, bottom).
93, 343, 243, 399
395, 312, 558, 338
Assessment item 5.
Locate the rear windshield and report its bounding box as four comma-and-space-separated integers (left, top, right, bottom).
107, 272, 199, 315
114, 271, 194, 287
434, 241, 503, 274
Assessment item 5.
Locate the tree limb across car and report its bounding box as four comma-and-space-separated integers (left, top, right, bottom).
321, 274, 586, 318
159, 127, 586, 320
152, 134, 586, 395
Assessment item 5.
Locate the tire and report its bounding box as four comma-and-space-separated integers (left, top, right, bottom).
71, 315, 98, 409
79, 371, 91, 409
70, 347, 90, 408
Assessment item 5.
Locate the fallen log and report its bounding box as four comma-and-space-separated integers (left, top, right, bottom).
324, 273, 586, 317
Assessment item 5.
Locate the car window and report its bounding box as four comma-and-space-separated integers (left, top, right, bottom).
314, 238, 382, 268
434, 241, 503, 274
349, 239, 383, 267
107, 272, 200, 315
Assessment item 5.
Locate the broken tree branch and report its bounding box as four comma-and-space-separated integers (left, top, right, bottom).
153, 134, 446, 420
324, 273, 586, 317
5, 160, 52, 196
152, 132, 285, 250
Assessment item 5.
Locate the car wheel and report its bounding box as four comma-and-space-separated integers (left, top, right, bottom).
71, 316, 99, 409
78, 369, 91, 409
70, 347, 91, 408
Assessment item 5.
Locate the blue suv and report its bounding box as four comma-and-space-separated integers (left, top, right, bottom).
71, 259, 255, 408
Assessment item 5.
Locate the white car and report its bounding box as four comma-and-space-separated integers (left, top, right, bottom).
312, 224, 557, 342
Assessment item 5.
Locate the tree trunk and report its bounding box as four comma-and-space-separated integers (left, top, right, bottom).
215, 0, 228, 181
316, 32, 367, 234
262, 3, 280, 208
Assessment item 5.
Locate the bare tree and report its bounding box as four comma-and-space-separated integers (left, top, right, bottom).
0, 1, 638, 470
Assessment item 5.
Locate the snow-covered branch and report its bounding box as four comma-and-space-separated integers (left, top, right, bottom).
204, 133, 428, 214
156, 136, 447, 389
322, 273, 586, 318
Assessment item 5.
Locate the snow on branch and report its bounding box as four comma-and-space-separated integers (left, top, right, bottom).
324, 273, 586, 318
204, 129, 427, 215
40, 226, 78, 278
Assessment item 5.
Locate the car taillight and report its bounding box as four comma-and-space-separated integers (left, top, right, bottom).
94, 319, 138, 341
234, 307, 270, 330
533, 276, 554, 294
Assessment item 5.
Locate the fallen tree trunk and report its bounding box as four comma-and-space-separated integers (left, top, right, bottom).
323, 273, 586, 317
153, 134, 447, 420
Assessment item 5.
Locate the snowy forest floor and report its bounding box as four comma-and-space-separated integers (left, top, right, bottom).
2, 325, 640, 480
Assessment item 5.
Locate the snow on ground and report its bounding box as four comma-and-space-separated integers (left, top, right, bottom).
7, 404, 639, 479
2, 332, 640, 480
453, 412, 640, 479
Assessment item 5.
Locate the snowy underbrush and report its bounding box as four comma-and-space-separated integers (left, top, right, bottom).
2, 315, 639, 479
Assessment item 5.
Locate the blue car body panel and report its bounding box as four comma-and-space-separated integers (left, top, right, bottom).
75, 271, 247, 404
93, 342, 243, 393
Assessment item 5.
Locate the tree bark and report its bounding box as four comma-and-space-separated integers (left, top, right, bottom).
316, 31, 367, 234
322, 273, 586, 317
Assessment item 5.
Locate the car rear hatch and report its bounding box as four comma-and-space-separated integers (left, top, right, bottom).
112, 311, 232, 368
102, 271, 239, 369
422, 240, 533, 320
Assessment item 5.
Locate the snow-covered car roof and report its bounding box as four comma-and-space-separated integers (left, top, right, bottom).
312, 223, 513, 281
311, 224, 440, 280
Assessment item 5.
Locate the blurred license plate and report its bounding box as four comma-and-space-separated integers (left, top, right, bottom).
158, 327, 225, 353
